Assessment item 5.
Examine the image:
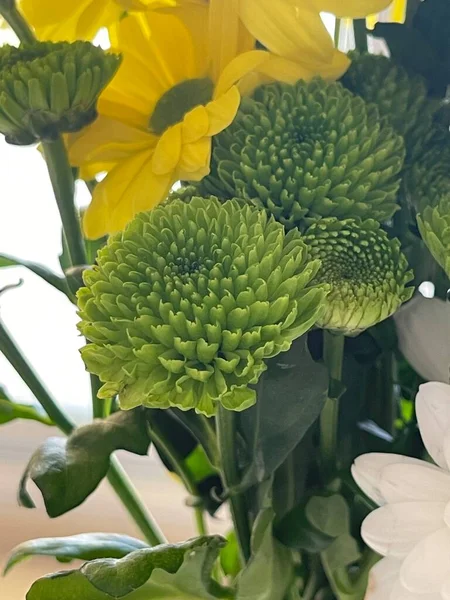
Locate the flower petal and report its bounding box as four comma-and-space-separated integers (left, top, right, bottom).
365, 557, 402, 600
361, 502, 445, 557
177, 138, 211, 180
239, 0, 334, 64
207, 86, 241, 135
182, 105, 210, 144
83, 149, 172, 239
380, 463, 450, 503
208, 0, 241, 83
151, 124, 182, 175
391, 579, 442, 600
313, 0, 392, 18
400, 528, 450, 594
416, 382, 450, 469
352, 453, 433, 505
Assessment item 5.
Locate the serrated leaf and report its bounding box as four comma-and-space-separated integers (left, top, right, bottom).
19, 408, 150, 516
5, 533, 148, 574
238, 337, 328, 488
26, 536, 232, 600
237, 508, 292, 600
0, 253, 69, 296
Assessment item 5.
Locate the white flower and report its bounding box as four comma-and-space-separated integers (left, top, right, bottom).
394, 295, 450, 384
352, 382, 450, 599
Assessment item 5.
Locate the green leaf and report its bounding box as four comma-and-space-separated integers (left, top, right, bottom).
19, 408, 150, 517
5, 533, 148, 574
0, 386, 52, 426
275, 495, 348, 553
238, 337, 328, 487
237, 508, 292, 600
0, 253, 69, 296
220, 531, 241, 579
26, 536, 232, 600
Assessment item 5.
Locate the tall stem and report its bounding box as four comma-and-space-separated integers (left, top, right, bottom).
168, 409, 219, 467
42, 138, 87, 268
217, 405, 251, 563
320, 331, 345, 479
0, 4, 35, 44
148, 417, 207, 537
0, 320, 166, 546
353, 19, 368, 52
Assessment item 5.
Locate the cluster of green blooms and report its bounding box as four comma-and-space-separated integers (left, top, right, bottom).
0, 41, 120, 145
77, 68, 434, 414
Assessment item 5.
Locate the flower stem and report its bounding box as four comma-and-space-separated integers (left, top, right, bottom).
217, 405, 251, 563
168, 409, 219, 467
42, 137, 87, 268
0, 319, 166, 546
320, 331, 345, 479
0, 4, 36, 44
353, 19, 368, 52
148, 417, 208, 537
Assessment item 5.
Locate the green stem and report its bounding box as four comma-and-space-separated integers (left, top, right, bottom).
0, 320, 166, 546
107, 457, 166, 546
217, 406, 251, 563
168, 409, 219, 467
42, 137, 87, 268
90, 375, 105, 419
0, 4, 36, 44
148, 417, 208, 537
302, 556, 321, 600
0, 320, 74, 434
353, 19, 368, 52
320, 332, 345, 479
334, 18, 341, 48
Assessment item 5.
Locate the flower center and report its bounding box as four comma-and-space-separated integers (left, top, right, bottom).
149, 77, 214, 135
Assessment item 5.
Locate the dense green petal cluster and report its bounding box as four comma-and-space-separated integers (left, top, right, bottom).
342, 52, 443, 162
417, 196, 450, 278
77, 197, 326, 416
302, 218, 414, 335
0, 41, 121, 145
200, 78, 405, 230
406, 142, 450, 213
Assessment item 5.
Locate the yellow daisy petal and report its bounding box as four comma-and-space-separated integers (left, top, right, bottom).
206, 86, 241, 136
177, 138, 212, 179
313, 0, 393, 18
208, 0, 241, 83
20, 0, 91, 29
214, 50, 274, 98
83, 148, 172, 239
182, 106, 210, 144
239, 0, 334, 64
152, 124, 182, 175
313, 49, 351, 80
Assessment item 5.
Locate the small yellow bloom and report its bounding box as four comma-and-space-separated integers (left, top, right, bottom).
20, 0, 175, 41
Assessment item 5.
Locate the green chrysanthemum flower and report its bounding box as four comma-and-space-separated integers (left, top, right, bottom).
406, 142, 450, 213
199, 78, 405, 231
0, 41, 121, 145
77, 197, 326, 416
302, 218, 414, 335
342, 52, 443, 163
417, 196, 450, 278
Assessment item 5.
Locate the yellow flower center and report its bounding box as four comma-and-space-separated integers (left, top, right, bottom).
149, 77, 214, 134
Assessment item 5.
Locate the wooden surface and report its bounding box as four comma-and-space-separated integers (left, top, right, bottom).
0, 421, 228, 599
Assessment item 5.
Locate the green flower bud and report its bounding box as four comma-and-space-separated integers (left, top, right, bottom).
77, 197, 326, 416
417, 196, 450, 278
0, 41, 121, 145
406, 142, 450, 213
302, 218, 414, 335
200, 78, 405, 231
342, 52, 443, 163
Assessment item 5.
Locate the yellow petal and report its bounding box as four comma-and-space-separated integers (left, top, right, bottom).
313, 0, 392, 18
214, 50, 273, 98
206, 86, 241, 136
83, 149, 172, 239
208, 0, 241, 82
68, 117, 153, 167
75, 2, 121, 39
182, 106, 210, 144
20, 0, 90, 29
239, 0, 334, 64
177, 138, 211, 179
314, 49, 351, 80
152, 124, 182, 175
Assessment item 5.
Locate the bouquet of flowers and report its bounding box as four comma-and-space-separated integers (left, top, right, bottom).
0, 0, 449, 598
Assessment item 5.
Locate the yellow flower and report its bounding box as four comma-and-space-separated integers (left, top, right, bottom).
367, 0, 407, 28
20, 0, 176, 41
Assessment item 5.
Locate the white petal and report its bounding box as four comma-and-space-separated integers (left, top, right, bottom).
365, 557, 402, 600
394, 295, 450, 384
352, 453, 439, 505
391, 578, 442, 600
361, 502, 445, 557
400, 528, 450, 594
416, 382, 450, 469
379, 463, 450, 503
